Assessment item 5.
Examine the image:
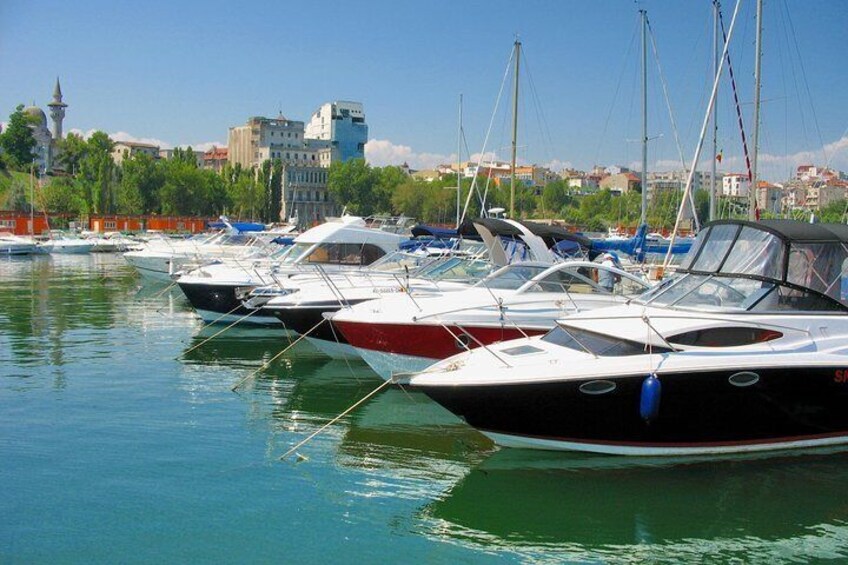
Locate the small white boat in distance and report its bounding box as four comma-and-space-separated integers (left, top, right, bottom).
39, 232, 95, 254
0, 233, 38, 255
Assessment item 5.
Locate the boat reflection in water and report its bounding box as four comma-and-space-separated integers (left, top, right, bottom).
420, 448, 848, 561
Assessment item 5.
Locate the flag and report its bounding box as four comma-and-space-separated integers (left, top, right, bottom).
716, 149, 723, 163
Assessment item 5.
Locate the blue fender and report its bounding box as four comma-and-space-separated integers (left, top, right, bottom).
640, 374, 662, 423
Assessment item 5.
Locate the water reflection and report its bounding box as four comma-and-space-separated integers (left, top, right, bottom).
420, 448, 848, 561
0, 255, 138, 371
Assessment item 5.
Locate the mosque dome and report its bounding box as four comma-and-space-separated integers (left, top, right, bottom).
24, 105, 47, 127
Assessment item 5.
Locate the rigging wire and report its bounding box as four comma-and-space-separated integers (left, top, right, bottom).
459, 44, 515, 223
593, 14, 640, 169
719, 7, 753, 184
522, 48, 557, 169
782, 0, 829, 168
646, 16, 700, 230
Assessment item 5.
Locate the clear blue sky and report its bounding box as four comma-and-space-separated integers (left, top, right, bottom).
2, 0, 846, 181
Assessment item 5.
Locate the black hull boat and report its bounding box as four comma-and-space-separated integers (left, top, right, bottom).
403, 220, 848, 456
177, 280, 280, 325
264, 301, 371, 343
413, 366, 848, 455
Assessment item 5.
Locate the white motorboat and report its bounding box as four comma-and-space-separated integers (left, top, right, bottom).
401, 219, 848, 456
175, 216, 412, 325
123, 227, 278, 280
332, 259, 650, 379
259, 250, 495, 358
0, 233, 38, 255
39, 233, 95, 254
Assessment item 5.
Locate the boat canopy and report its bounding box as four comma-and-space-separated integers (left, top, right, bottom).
519, 221, 593, 250
472, 218, 524, 237
679, 219, 848, 307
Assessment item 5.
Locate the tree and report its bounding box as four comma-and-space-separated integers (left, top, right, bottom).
540, 180, 570, 215
77, 131, 116, 214
327, 158, 381, 215
0, 105, 37, 169
55, 132, 87, 174
40, 176, 85, 215
374, 166, 406, 214
268, 158, 283, 222
818, 199, 848, 223
119, 152, 164, 213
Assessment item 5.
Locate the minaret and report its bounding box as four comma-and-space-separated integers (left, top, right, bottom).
47, 77, 67, 140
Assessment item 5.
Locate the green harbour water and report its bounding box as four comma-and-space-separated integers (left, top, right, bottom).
3, 254, 848, 563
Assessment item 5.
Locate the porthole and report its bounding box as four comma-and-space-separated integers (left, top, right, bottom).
728, 371, 760, 387
579, 380, 617, 395
455, 333, 471, 349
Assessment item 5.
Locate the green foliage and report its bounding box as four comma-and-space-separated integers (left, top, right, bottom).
40, 176, 85, 215
0, 105, 37, 169
76, 131, 116, 214
119, 153, 163, 213
55, 133, 87, 173
327, 159, 385, 216
817, 199, 848, 223
6, 177, 31, 212
540, 180, 571, 215
264, 159, 283, 222
226, 166, 262, 220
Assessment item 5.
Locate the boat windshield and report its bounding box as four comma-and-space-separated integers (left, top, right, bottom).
477, 264, 549, 290
418, 257, 494, 283
682, 224, 785, 279
676, 221, 848, 309
281, 242, 315, 264
366, 251, 441, 274
637, 273, 845, 313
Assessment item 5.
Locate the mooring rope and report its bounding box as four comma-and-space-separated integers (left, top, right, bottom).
279, 377, 395, 461
230, 317, 327, 392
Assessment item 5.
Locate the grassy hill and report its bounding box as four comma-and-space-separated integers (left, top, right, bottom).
0, 169, 35, 209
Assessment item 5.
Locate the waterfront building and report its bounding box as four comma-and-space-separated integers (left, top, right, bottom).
756, 181, 783, 215
228, 115, 321, 170
600, 172, 640, 195
604, 165, 630, 176
282, 165, 336, 225
112, 141, 160, 165
805, 182, 847, 211
304, 101, 367, 163
567, 176, 600, 193
228, 114, 342, 224
722, 173, 750, 198
202, 146, 228, 172
647, 169, 721, 197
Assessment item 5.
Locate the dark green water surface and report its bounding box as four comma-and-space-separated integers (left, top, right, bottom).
2, 254, 848, 563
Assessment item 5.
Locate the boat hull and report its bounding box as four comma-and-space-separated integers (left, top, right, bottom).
179, 281, 280, 325
0, 244, 36, 255
265, 302, 369, 339
333, 319, 547, 362
410, 366, 848, 455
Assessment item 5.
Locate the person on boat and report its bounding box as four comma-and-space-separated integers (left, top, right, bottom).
597, 253, 620, 292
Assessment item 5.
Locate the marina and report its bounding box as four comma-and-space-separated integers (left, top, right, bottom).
3, 232, 848, 562
3, 0, 848, 561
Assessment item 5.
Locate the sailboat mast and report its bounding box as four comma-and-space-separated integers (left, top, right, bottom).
640, 10, 648, 227
456, 94, 463, 229
710, 1, 720, 221
510, 39, 521, 218
29, 161, 34, 236
749, 0, 763, 220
